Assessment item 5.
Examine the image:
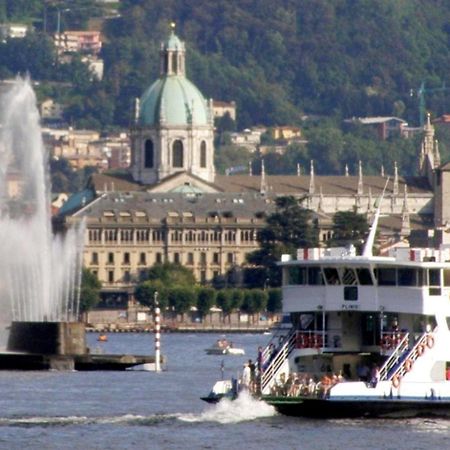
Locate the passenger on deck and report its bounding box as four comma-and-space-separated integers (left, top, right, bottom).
357, 363, 369, 382
241, 363, 251, 389
370, 365, 380, 388
319, 374, 332, 398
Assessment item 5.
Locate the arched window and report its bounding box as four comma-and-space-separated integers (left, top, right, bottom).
171, 53, 178, 74
172, 140, 183, 168
200, 141, 207, 168
144, 139, 154, 168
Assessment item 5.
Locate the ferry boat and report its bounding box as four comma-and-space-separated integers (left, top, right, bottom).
203, 201, 450, 418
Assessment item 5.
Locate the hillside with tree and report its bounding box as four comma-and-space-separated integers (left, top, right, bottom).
1, 0, 450, 176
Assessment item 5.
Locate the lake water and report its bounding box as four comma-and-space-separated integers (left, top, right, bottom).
0, 332, 449, 450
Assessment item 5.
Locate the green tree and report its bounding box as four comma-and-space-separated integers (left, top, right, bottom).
330, 210, 369, 251
79, 268, 101, 314
216, 289, 233, 322
242, 289, 268, 324
141, 262, 196, 286
134, 280, 168, 311
168, 287, 196, 319
247, 196, 318, 286
196, 287, 216, 319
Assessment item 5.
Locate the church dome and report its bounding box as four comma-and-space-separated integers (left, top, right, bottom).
139, 76, 209, 126
139, 29, 210, 127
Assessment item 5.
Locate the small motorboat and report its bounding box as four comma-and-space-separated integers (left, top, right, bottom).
97, 334, 108, 342
205, 338, 245, 355
200, 379, 239, 403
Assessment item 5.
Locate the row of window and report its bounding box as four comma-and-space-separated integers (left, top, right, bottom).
88, 228, 257, 243
286, 266, 450, 287
90, 251, 236, 266
144, 139, 208, 169
94, 268, 221, 285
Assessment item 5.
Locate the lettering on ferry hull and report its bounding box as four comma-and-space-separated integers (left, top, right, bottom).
341, 304, 359, 310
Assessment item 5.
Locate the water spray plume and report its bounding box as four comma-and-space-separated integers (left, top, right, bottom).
0, 78, 84, 327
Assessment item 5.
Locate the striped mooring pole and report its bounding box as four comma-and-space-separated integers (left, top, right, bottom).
154, 291, 161, 372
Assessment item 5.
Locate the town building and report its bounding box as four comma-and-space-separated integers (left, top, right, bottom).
54, 30, 102, 55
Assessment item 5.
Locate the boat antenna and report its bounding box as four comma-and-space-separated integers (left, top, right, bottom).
362, 177, 390, 257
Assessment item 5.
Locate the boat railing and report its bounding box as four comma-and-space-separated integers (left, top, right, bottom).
378, 332, 409, 381
260, 327, 297, 394
379, 332, 433, 382
385, 332, 434, 382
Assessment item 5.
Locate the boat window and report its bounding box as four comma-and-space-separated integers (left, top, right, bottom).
287, 267, 306, 285
344, 286, 358, 300
428, 269, 441, 295
323, 267, 340, 285
308, 267, 324, 285
428, 269, 441, 286
398, 268, 416, 286
376, 268, 396, 286
341, 268, 357, 285
417, 269, 426, 286
444, 270, 450, 287
356, 268, 373, 285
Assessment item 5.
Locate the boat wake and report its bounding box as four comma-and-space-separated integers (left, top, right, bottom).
178, 391, 276, 424
0, 413, 174, 428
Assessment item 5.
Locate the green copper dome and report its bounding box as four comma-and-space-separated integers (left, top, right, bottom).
139, 76, 209, 126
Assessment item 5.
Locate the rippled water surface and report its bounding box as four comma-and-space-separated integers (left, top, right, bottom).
0, 332, 449, 449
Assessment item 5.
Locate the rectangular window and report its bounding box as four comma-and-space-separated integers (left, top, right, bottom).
341, 268, 357, 285
156, 252, 162, 264
227, 252, 233, 264
323, 267, 340, 285
123, 270, 131, 282
200, 252, 207, 264
288, 267, 306, 285
444, 269, 450, 287
108, 270, 114, 283
187, 252, 194, 265
91, 252, 98, 265
213, 252, 219, 264
308, 267, 324, 285
398, 268, 416, 286
139, 252, 146, 265
376, 268, 396, 286
428, 269, 441, 296
356, 268, 373, 285
123, 252, 130, 265
200, 270, 207, 284
174, 252, 180, 264
344, 286, 358, 301
107, 252, 114, 264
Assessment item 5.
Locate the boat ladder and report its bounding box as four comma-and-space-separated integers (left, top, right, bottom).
379, 332, 432, 382
260, 327, 297, 395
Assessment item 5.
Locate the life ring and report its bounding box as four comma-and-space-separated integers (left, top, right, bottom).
404, 359, 413, 372
416, 344, 425, 356
392, 375, 401, 388
426, 335, 434, 349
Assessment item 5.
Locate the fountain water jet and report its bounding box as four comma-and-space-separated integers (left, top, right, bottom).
0, 78, 84, 351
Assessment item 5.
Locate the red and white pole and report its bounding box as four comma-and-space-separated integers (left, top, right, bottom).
154, 291, 161, 372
